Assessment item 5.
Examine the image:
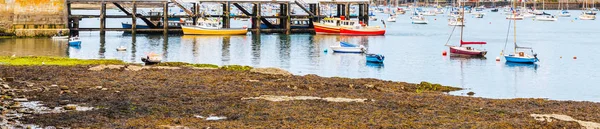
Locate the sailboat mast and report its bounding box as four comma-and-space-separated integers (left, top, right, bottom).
513, 0, 517, 53
460, 0, 464, 43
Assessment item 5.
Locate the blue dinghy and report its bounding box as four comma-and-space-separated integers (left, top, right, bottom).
366, 54, 385, 63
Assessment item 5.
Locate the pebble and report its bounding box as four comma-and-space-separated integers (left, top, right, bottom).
95, 86, 103, 90
59, 86, 69, 90
467, 92, 475, 96
64, 104, 77, 110
2, 84, 10, 89
248, 80, 260, 82
50, 84, 58, 87
101, 88, 108, 91
13, 98, 27, 102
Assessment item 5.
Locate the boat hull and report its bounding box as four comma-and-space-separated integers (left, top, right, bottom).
330, 46, 366, 53
340, 28, 385, 35
366, 54, 384, 63
181, 26, 247, 35
68, 41, 81, 46
121, 23, 150, 29
314, 23, 341, 34
449, 46, 487, 56
52, 36, 69, 39
504, 55, 538, 63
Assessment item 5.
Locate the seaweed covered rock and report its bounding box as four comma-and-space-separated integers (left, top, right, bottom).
250, 67, 292, 76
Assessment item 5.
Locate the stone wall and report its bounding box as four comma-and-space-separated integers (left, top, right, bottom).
0, 0, 14, 34
0, 0, 68, 37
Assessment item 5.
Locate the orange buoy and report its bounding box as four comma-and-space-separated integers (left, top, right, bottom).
573, 56, 577, 59
495, 57, 500, 61
442, 51, 447, 56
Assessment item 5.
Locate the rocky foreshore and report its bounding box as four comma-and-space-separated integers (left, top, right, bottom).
0, 63, 599, 128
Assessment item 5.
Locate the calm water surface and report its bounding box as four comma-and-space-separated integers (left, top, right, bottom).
1, 9, 599, 102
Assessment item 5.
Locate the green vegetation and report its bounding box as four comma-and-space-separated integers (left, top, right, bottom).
416, 81, 461, 93
220, 65, 253, 71
0, 56, 125, 66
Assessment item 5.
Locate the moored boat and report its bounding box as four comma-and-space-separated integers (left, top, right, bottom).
503, 0, 539, 64
445, 1, 487, 57
68, 37, 81, 46
182, 19, 247, 35
52, 36, 69, 39
340, 27, 385, 35
116, 46, 127, 51
411, 14, 428, 24
366, 54, 385, 63
448, 16, 465, 26
506, 14, 524, 20
141, 52, 162, 65
558, 10, 571, 17
330, 41, 366, 53
579, 14, 596, 20
386, 15, 396, 22
535, 15, 557, 21
121, 22, 151, 29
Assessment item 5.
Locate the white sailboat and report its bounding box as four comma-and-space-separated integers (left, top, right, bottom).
557, 0, 571, 17
411, 1, 428, 24
387, 14, 397, 22
535, 0, 558, 21
580, 0, 597, 20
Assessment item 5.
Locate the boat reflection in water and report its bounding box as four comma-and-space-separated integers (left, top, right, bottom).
505, 62, 539, 70
366, 62, 384, 68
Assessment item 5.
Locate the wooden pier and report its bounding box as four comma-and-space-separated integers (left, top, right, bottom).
67, 0, 371, 35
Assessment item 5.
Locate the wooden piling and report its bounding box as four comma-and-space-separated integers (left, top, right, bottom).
100, 2, 106, 35
284, 3, 291, 34
193, 3, 199, 25
252, 3, 261, 34
223, 2, 230, 28
163, 2, 168, 34
132, 2, 137, 35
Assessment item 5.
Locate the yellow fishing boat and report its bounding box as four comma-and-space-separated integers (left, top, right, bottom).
182, 19, 248, 35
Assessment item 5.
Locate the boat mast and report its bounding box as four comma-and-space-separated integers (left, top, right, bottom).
460, 0, 464, 44
567, 0, 569, 10
513, 0, 517, 53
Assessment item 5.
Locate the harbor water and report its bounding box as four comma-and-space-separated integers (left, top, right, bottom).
1, 9, 600, 102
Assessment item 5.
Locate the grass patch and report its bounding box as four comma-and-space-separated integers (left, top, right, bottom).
0, 56, 125, 66
220, 65, 253, 71
416, 81, 461, 93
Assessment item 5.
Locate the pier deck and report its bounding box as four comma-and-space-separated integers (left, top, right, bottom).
67, 0, 369, 34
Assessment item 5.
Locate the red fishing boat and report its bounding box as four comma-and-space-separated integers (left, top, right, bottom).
313, 17, 357, 34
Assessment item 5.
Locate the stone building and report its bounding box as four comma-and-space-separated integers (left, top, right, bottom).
0, 0, 68, 37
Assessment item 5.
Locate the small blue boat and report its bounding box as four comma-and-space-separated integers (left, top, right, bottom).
68, 37, 81, 46
504, 54, 538, 63
121, 23, 151, 29
366, 54, 385, 63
